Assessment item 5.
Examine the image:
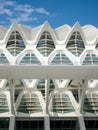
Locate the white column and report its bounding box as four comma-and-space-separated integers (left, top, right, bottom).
45, 79, 50, 114
78, 115, 86, 130
9, 116, 15, 130
8, 78, 15, 114
44, 115, 50, 130
79, 80, 88, 113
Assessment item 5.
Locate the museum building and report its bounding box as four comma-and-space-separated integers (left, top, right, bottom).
0, 21, 98, 130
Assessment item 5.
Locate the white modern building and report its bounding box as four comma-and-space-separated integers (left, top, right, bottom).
0, 21, 98, 130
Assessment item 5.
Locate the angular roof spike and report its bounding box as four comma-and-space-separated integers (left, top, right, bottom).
44, 20, 49, 24
72, 21, 81, 29
9, 21, 18, 30
43, 20, 50, 27
12, 21, 18, 26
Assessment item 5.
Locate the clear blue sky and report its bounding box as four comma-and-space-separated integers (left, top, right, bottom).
0, 0, 98, 28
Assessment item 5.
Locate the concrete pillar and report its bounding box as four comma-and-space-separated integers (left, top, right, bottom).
78, 115, 86, 130
44, 115, 50, 130
45, 79, 50, 114
9, 116, 15, 130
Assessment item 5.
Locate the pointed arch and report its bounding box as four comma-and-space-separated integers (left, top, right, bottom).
82, 51, 98, 65
65, 23, 86, 57
36, 31, 55, 57
19, 51, 41, 65
66, 31, 85, 57
6, 31, 25, 56
50, 51, 73, 65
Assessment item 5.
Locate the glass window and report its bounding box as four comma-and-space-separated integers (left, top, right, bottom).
19, 52, 41, 65
36, 31, 55, 57
82, 52, 98, 65
50, 119, 77, 130
66, 31, 85, 57
51, 93, 75, 114
17, 93, 42, 114
16, 120, 44, 130
83, 93, 98, 114
51, 52, 73, 65
85, 120, 98, 130
0, 118, 9, 130
6, 31, 25, 56
0, 53, 9, 65
0, 94, 9, 113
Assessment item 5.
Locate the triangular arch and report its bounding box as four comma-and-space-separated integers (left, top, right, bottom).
50, 51, 73, 65
19, 51, 41, 65
66, 23, 85, 57
82, 51, 98, 65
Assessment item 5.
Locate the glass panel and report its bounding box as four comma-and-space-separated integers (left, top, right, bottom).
20, 52, 41, 65
0, 94, 9, 113
50, 120, 77, 130
36, 31, 55, 57
0, 118, 9, 130
85, 120, 98, 130
16, 120, 44, 130
82, 52, 98, 65
18, 93, 42, 114
51, 93, 75, 114
6, 31, 25, 56
51, 52, 73, 65
0, 53, 9, 65
83, 93, 98, 114
66, 31, 85, 57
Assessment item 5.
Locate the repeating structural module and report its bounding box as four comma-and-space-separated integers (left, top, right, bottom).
0, 21, 98, 130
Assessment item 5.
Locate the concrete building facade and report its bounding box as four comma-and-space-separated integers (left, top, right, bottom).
0, 21, 98, 130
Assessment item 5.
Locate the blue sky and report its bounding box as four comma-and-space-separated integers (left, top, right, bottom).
0, 0, 98, 28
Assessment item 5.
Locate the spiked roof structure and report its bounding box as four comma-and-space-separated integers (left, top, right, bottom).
0, 22, 98, 130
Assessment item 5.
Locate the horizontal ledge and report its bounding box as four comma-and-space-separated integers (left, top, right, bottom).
0, 65, 98, 79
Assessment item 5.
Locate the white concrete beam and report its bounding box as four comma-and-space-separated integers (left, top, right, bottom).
0, 65, 98, 79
